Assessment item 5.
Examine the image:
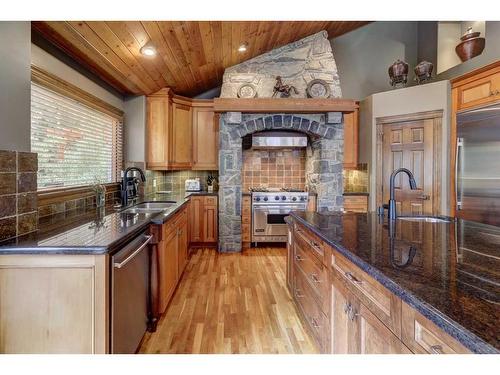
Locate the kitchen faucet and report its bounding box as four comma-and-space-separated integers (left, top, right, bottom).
387, 168, 417, 220
121, 167, 146, 206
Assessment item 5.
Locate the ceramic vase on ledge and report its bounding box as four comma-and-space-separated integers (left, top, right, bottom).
456, 27, 486, 62
388, 59, 409, 88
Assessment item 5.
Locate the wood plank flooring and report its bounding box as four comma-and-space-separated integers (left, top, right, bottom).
139, 247, 319, 354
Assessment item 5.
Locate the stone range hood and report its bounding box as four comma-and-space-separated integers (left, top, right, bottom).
217, 30, 348, 253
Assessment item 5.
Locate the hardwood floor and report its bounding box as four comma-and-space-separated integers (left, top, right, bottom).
139, 247, 319, 354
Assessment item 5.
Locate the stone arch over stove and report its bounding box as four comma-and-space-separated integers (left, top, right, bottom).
218, 112, 345, 253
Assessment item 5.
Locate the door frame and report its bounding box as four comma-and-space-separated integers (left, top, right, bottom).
375, 110, 443, 215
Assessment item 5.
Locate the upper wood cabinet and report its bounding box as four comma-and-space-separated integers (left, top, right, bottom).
192, 106, 219, 170
453, 62, 500, 111
343, 109, 359, 169
146, 88, 217, 171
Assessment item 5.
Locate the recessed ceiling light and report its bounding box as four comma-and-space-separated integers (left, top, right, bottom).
140, 45, 157, 57
238, 43, 248, 53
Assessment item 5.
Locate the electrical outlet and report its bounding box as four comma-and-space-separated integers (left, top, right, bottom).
153, 179, 157, 188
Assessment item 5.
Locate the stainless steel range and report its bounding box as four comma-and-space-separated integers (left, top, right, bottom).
251, 189, 308, 243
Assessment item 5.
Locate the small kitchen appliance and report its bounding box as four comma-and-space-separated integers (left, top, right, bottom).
185, 178, 201, 192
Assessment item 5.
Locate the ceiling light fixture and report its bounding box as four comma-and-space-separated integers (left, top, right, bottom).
238, 43, 248, 53
140, 45, 157, 57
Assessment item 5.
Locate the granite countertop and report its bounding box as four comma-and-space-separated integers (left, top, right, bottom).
289, 211, 500, 353
0, 191, 216, 255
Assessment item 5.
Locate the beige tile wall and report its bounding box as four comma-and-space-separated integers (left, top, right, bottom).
242, 149, 306, 192
343, 163, 368, 193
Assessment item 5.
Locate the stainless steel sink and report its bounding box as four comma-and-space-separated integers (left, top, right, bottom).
121, 201, 177, 214
397, 216, 453, 223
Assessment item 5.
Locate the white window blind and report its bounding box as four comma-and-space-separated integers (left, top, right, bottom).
31, 82, 123, 189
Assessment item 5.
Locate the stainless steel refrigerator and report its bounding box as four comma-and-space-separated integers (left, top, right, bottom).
456, 103, 500, 226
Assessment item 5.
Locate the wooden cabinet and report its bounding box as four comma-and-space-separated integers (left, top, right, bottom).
177, 211, 189, 276
192, 106, 218, 170
171, 102, 192, 169
454, 63, 500, 111
189, 195, 218, 245
343, 195, 368, 212
343, 109, 359, 169
242, 195, 252, 244
289, 221, 471, 354
146, 89, 218, 171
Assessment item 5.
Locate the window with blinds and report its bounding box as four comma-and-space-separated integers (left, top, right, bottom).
31, 82, 123, 189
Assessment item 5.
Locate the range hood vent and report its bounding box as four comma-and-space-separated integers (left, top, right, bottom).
251, 131, 307, 149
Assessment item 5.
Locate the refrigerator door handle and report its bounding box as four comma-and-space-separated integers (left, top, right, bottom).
455, 137, 463, 210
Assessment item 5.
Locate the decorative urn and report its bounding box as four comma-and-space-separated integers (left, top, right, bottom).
414, 61, 434, 84
455, 27, 486, 62
388, 59, 409, 88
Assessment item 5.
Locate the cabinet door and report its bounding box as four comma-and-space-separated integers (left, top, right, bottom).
351, 301, 411, 354
343, 110, 358, 169
158, 230, 178, 313
457, 71, 500, 110
203, 204, 218, 242
192, 108, 218, 170
146, 95, 171, 169
171, 103, 192, 169
189, 196, 203, 243
177, 220, 188, 276
330, 275, 353, 353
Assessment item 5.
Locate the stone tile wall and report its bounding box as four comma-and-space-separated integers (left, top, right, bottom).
0, 150, 38, 241
242, 149, 306, 192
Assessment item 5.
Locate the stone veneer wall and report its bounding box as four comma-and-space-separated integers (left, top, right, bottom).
0, 150, 38, 241
218, 112, 344, 253
220, 31, 342, 99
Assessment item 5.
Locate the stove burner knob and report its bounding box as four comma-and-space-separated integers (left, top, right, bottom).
300, 196, 306, 201
263, 197, 268, 201
255, 197, 261, 202
275, 196, 280, 201
292, 197, 297, 201
281, 196, 287, 201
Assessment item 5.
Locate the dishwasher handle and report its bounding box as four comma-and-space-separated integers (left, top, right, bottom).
113, 235, 153, 269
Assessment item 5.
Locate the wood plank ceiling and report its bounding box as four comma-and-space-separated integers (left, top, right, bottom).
32, 21, 370, 97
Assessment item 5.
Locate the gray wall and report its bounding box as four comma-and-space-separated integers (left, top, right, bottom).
0, 22, 31, 152
418, 21, 500, 81
330, 22, 419, 100
124, 95, 146, 163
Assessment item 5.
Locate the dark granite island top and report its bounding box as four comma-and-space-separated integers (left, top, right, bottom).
0, 191, 217, 255
289, 211, 500, 354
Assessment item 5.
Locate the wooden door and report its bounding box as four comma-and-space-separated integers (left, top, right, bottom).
146, 94, 171, 169
158, 229, 178, 313
330, 275, 353, 353
204, 204, 218, 242
351, 301, 411, 354
192, 108, 218, 170
343, 110, 359, 169
189, 196, 203, 243
382, 120, 435, 215
171, 103, 192, 169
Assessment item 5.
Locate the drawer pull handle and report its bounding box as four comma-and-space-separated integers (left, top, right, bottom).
310, 274, 320, 283
347, 306, 359, 322
295, 288, 304, 298
345, 271, 363, 285
295, 255, 304, 261
311, 318, 320, 329
343, 302, 350, 314
430, 345, 444, 354
311, 241, 321, 249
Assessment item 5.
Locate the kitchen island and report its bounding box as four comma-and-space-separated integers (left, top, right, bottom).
0, 191, 216, 354
286, 211, 499, 354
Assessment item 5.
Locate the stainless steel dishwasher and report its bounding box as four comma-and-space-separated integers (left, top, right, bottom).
111, 231, 153, 354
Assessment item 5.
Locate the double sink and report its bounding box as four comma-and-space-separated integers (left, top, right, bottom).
121, 201, 177, 214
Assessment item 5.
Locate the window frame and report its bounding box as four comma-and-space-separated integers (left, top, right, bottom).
31, 65, 124, 194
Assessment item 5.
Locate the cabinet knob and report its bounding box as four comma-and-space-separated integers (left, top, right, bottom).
310, 317, 320, 329
430, 345, 444, 354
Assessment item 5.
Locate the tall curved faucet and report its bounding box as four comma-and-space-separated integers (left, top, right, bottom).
121, 167, 146, 206
388, 168, 417, 220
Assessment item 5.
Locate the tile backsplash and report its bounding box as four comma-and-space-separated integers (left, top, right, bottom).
144, 170, 218, 195
242, 149, 306, 192
343, 163, 368, 193
0, 150, 38, 241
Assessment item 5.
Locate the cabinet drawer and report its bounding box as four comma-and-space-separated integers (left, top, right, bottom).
241, 214, 251, 224
401, 302, 470, 354
242, 206, 251, 217
204, 196, 217, 206
242, 196, 251, 207
294, 224, 325, 262
331, 251, 401, 337
294, 234, 329, 314
294, 265, 329, 352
